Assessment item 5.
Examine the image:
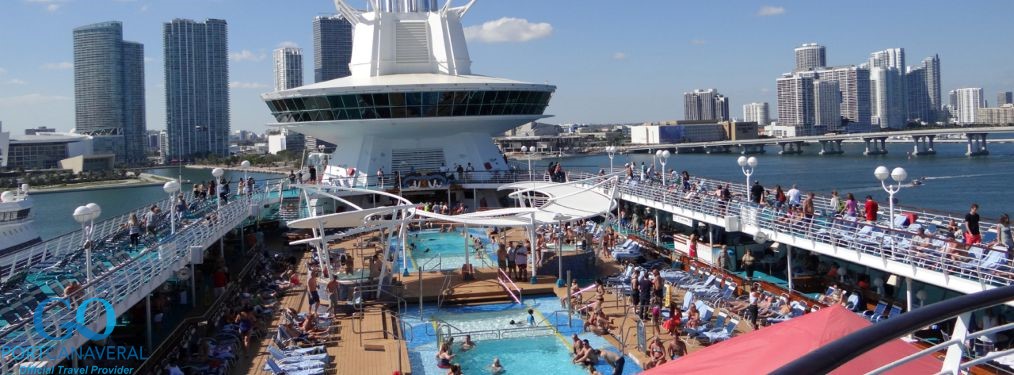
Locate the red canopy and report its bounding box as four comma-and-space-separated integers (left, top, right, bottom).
645, 305, 941, 374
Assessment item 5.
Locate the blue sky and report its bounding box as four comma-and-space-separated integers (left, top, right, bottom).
1, 0, 1013, 134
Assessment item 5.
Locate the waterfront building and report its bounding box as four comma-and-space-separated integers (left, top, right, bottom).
870, 67, 907, 129
813, 80, 842, 130
794, 43, 826, 72
742, 102, 770, 125
905, 55, 942, 123
274, 47, 304, 91
146, 130, 161, 153
263, 2, 554, 176
163, 19, 230, 161
923, 55, 942, 120
1, 132, 107, 171
630, 121, 727, 144
313, 15, 353, 83
814, 66, 871, 127
951, 88, 985, 124
684, 89, 729, 121
870, 48, 906, 70
976, 104, 1014, 125
776, 73, 814, 129
998, 91, 1014, 106
72, 21, 146, 165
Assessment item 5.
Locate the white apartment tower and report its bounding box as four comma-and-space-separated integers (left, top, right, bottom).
952, 88, 985, 124
274, 47, 304, 91
813, 80, 841, 130
870, 67, 907, 129
683, 89, 729, 121
742, 102, 770, 125
794, 43, 826, 72
776, 73, 815, 128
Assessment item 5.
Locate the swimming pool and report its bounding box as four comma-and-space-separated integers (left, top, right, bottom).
398, 228, 495, 271
404, 295, 641, 375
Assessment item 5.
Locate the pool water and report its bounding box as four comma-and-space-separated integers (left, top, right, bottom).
399, 228, 495, 271
405, 296, 641, 375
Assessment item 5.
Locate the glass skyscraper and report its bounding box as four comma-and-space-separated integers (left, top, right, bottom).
163, 19, 230, 161
313, 15, 353, 83
73, 21, 146, 165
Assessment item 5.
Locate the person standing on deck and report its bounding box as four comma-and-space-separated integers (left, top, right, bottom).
864, 195, 879, 223
516, 241, 530, 281
750, 181, 764, 205
506, 241, 517, 280
965, 203, 982, 246
308, 165, 317, 184
787, 184, 801, 208
307, 272, 320, 314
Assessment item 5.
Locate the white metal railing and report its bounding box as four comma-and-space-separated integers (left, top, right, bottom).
0, 182, 281, 373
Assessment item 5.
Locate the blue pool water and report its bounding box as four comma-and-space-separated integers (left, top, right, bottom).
398, 228, 495, 271
405, 295, 641, 375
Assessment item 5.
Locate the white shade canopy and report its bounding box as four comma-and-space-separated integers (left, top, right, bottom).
212, 168, 224, 178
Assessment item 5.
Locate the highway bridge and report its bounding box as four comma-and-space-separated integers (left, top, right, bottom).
621, 125, 1014, 156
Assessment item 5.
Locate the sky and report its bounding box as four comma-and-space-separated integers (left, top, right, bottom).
1, 0, 1013, 135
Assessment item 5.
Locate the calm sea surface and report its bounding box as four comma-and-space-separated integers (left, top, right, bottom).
26, 139, 1014, 239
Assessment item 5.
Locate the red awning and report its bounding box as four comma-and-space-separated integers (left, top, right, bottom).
644, 305, 941, 374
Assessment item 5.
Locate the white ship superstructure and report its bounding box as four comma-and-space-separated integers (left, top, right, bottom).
262, 0, 555, 178
0, 185, 41, 273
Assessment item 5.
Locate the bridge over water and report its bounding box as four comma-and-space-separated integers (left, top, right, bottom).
622, 125, 1014, 156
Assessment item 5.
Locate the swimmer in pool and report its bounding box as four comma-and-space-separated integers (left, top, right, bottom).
490, 357, 503, 374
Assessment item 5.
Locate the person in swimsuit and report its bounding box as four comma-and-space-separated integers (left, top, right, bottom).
436, 342, 455, 369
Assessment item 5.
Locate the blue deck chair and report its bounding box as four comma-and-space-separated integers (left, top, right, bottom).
875, 304, 903, 322
265, 359, 326, 375
863, 301, 888, 321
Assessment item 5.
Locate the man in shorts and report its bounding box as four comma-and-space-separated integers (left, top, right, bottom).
516, 241, 529, 281
965, 203, 982, 246
496, 243, 508, 273
600, 349, 625, 375
307, 272, 321, 314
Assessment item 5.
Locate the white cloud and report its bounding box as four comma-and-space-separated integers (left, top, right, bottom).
0, 94, 70, 107
7, 79, 27, 85
0, 68, 7, 75
229, 50, 266, 62
229, 81, 269, 89
26, 0, 66, 12
690, 39, 708, 45
611, 52, 627, 61
757, 5, 785, 16
464, 17, 552, 43
277, 41, 299, 49
41, 62, 73, 70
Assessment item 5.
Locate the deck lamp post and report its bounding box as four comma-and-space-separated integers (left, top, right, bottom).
163, 180, 180, 234
554, 213, 572, 287
73, 203, 101, 283
521, 146, 533, 180
606, 146, 617, 174
737, 156, 758, 190
212, 167, 225, 259
875, 166, 907, 255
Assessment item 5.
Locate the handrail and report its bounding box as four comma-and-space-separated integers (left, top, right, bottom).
772, 285, 1014, 375
496, 267, 522, 304
436, 273, 453, 309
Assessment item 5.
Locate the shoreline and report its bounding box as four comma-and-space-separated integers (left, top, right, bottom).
28, 173, 174, 194
185, 164, 289, 175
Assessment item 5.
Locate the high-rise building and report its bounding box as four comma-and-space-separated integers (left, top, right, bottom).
870, 48, 906, 70
683, 89, 729, 121
813, 80, 841, 130
906, 66, 930, 122
951, 88, 984, 124
923, 55, 941, 118
73, 21, 147, 165
313, 15, 353, 83
163, 19, 230, 161
905, 55, 942, 123
742, 102, 770, 125
776, 73, 814, 128
794, 43, 826, 72
815, 66, 871, 126
274, 47, 303, 91
870, 67, 907, 129
998, 91, 1014, 106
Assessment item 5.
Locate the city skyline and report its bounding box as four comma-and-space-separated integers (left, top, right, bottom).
1, 0, 1013, 134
